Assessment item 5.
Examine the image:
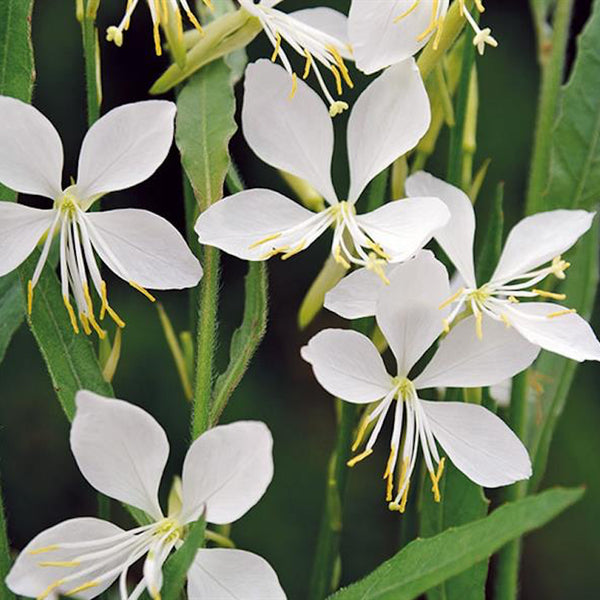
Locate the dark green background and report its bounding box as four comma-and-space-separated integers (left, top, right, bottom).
0, 1, 598, 598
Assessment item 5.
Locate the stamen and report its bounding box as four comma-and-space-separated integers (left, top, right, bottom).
394, 0, 421, 23
330, 64, 343, 95
352, 415, 371, 452
271, 32, 282, 61
475, 310, 483, 340
383, 445, 396, 480
288, 73, 298, 99
442, 318, 450, 334
366, 253, 390, 285
64, 580, 100, 596
100, 282, 126, 328
433, 14, 445, 49
129, 281, 156, 303
326, 45, 353, 89
182, 4, 203, 33
508, 295, 519, 303
333, 246, 351, 270
29, 545, 59, 555
39, 561, 81, 568
532, 288, 566, 301
347, 448, 373, 467
547, 308, 576, 319
36, 579, 66, 600
475, 0, 485, 11
366, 241, 391, 261
27, 280, 34, 315
303, 50, 313, 79
281, 240, 306, 260
500, 313, 511, 328
83, 284, 106, 339
260, 245, 289, 260
429, 457, 446, 503
439, 287, 465, 310
416, 0, 440, 42
63, 296, 80, 334
248, 232, 282, 250
79, 313, 93, 336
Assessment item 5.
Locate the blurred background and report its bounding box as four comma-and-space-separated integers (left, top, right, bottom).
0, 0, 598, 598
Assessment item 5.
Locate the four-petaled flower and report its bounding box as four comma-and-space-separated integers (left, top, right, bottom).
0, 97, 202, 337
303, 252, 538, 511
6, 392, 285, 600
107, 0, 211, 56
195, 59, 450, 280
238, 0, 353, 116
348, 0, 497, 75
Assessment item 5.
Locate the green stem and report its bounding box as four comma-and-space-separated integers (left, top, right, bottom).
525, 0, 574, 215
0, 475, 15, 600
80, 1, 101, 126
493, 370, 529, 600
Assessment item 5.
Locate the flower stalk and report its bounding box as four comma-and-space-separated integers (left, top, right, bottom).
78, 0, 102, 126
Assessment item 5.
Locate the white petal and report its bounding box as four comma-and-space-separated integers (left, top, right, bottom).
492, 210, 595, 283
6, 518, 125, 600
406, 171, 477, 287
289, 7, 351, 58
348, 0, 448, 74
0, 96, 63, 198
375, 251, 450, 375
242, 60, 337, 204
347, 60, 430, 203
414, 316, 540, 389
76, 101, 176, 200
71, 391, 168, 520
180, 421, 273, 525
508, 302, 600, 362
0, 203, 55, 276
355, 197, 449, 261
84, 209, 202, 289
490, 378, 512, 407
421, 400, 532, 487
188, 549, 285, 600
195, 189, 320, 260
301, 328, 393, 403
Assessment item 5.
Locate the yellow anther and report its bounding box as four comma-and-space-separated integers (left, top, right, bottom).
65, 580, 100, 596
326, 45, 353, 89
367, 241, 391, 261
330, 64, 343, 95
500, 313, 511, 328
281, 241, 306, 260
333, 247, 351, 270
184, 7, 204, 33
416, 0, 440, 41
508, 295, 519, 304
383, 445, 397, 480
79, 313, 92, 336
37, 579, 66, 600
396, 479, 411, 513
352, 415, 371, 452
394, 0, 421, 23
475, 0, 485, 12
129, 281, 156, 303
439, 287, 465, 310
39, 560, 81, 568
248, 232, 282, 250
386, 472, 394, 502
83, 284, 106, 339
366, 254, 391, 285
303, 50, 313, 79
347, 448, 373, 467
106, 26, 124, 47
63, 296, 80, 334
271, 33, 282, 62
429, 457, 446, 503
29, 545, 59, 556
161, 0, 168, 21
533, 288, 566, 301
433, 15, 445, 49
150, 588, 162, 600
260, 245, 289, 260
547, 308, 577, 319
100, 282, 126, 328
475, 311, 483, 340
442, 318, 450, 334
27, 280, 34, 315
288, 73, 298, 100
153, 22, 162, 56
329, 101, 349, 117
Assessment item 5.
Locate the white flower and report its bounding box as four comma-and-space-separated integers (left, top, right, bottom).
238, 0, 353, 116
302, 252, 538, 512
107, 0, 211, 56
0, 97, 202, 337
6, 391, 285, 600
403, 171, 600, 362
348, 0, 497, 75
195, 59, 449, 279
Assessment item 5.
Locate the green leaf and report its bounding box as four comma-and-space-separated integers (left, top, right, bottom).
540, 0, 600, 211
0, 474, 15, 600
328, 487, 583, 600
161, 514, 206, 600
0, 272, 24, 363
475, 182, 504, 284
211, 260, 268, 424
18, 252, 113, 420
528, 222, 599, 490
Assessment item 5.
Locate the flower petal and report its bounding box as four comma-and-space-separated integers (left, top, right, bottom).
406, 171, 477, 287
507, 302, 600, 362
348, 0, 448, 74
492, 210, 595, 283
375, 250, 450, 375
84, 209, 202, 289
71, 391, 168, 520
76, 101, 176, 200
195, 189, 321, 260
6, 517, 125, 600
302, 328, 393, 403
0, 203, 56, 276
347, 59, 430, 203
355, 197, 449, 261
0, 96, 63, 198
290, 7, 351, 57
180, 421, 273, 525
242, 60, 337, 204
188, 549, 285, 600
421, 400, 532, 487
414, 316, 540, 389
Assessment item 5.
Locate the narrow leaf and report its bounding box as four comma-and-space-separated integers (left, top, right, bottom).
0, 273, 24, 363
541, 0, 600, 211
0, 474, 15, 600
476, 182, 504, 285
161, 514, 206, 600
329, 487, 583, 600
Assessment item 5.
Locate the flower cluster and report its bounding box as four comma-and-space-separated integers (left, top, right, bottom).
2, 1, 599, 599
